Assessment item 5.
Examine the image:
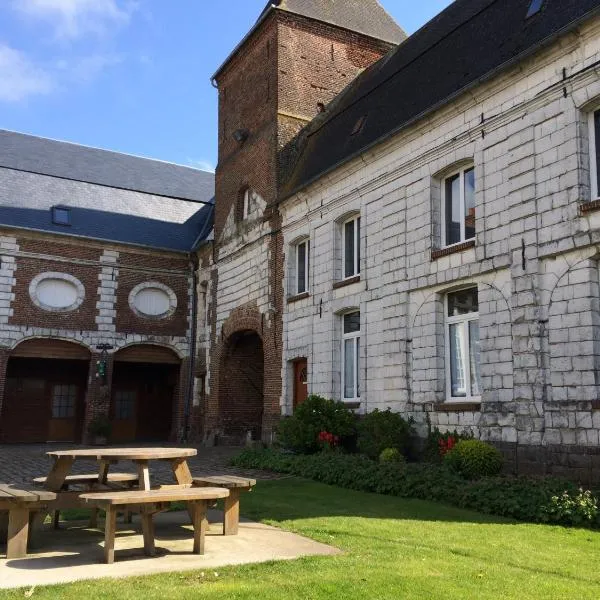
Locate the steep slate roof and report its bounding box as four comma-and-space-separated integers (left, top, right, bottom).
258, 0, 406, 44
0, 129, 215, 252
282, 0, 600, 198
213, 0, 404, 80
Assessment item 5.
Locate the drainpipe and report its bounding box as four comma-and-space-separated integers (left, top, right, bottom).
183, 252, 199, 443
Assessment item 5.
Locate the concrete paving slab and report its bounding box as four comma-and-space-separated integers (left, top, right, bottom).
0, 510, 339, 589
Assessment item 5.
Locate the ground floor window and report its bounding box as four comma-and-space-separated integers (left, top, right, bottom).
342, 311, 360, 401
446, 288, 481, 402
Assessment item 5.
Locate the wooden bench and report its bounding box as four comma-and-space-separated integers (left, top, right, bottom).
80, 486, 230, 564
0, 485, 56, 559
33, 473, 139, 528
192, 476, 256, 535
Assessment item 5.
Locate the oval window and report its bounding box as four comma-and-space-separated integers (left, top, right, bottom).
133, 287, 171, 317
29, 273, 85, 312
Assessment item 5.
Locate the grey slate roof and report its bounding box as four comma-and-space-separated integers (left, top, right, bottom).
282, 0, 600, 198
259, 0, 406, 44
0, 129, 214, 203
0, 129, 215, 252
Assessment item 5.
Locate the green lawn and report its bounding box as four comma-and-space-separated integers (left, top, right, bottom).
3, 477, 600, 599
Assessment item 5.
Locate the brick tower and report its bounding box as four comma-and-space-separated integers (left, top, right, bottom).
206, 0, 405, 443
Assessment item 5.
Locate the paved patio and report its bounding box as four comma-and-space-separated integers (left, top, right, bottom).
0, 444, 280, 485
0, 444, 326, 589
0, 509, 338, 589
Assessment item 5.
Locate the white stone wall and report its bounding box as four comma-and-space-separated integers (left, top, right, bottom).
279, 15, 600, 450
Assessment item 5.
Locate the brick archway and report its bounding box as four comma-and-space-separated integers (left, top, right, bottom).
218, 330, 264, 442
207, 304, 281, 444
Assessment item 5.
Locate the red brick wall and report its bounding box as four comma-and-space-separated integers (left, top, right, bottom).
277, 13, 393, 124
11, 238, 101, 330
0, 232, 194, 443
115, 251, 190, 337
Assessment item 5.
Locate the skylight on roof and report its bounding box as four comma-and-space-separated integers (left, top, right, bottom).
52, 206, 71, 226
526, 0, 544, 18
351, 115, 367, 136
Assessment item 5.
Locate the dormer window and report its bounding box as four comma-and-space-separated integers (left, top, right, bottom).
526, 0, 544, 18
52, 206, 71, 226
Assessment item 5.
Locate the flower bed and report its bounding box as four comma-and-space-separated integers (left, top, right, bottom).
232, 448, 600, 528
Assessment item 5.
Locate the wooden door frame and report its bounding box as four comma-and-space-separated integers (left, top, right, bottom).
292, 358, 308, 410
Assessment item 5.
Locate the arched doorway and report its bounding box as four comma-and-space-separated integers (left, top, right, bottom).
219, 330, 264, 442
111, 345, 181, 443
1, 339, 91, 443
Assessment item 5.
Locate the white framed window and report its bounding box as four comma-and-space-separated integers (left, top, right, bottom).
342, 311, 360, 401
445, 288, 481, 403
342, 215, 361, 279
295, 239, 310, 295
589, 109, 600, 200
441, 165, 475, 247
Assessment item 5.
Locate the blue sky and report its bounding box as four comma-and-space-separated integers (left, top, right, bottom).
0, 1, 453, 172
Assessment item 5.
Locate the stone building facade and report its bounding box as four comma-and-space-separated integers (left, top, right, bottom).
202, 0, 404, 443
204, 0, 600, 482
0, 130, 214, 444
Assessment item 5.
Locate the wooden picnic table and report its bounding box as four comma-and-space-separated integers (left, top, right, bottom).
44, 447, 198, 493
0, 485, 56, 559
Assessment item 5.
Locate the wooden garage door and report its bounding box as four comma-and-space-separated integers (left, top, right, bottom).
1, 358, 88, 443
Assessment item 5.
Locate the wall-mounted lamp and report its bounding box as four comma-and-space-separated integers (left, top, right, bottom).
232, 128, 249, 143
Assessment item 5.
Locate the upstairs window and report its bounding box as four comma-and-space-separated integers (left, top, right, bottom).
343, 215, 361, 279
442, 166, 475, 247
295, 239, 310, 295
589, 109, 600, 200
445, 288, 481, 403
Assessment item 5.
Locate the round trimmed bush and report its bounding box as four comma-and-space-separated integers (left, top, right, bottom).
444, 439, 503, 479
379, 447, 405, 464
356, 409, 414, 459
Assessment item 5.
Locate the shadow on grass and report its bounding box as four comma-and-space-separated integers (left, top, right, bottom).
238, 477, 520, 527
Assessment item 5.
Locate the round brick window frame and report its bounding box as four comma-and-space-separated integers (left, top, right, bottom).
29, 272, 85, 313
129, 281, 177, 320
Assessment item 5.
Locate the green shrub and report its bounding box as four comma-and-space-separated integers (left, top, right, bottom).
540, 489, 599, 525
444, 439, 503, 479
356, 409, 414, 459
231, 448, 600, 529
276, 395, 356, 453
423, 427, 473, 463
379, 448, 404, 464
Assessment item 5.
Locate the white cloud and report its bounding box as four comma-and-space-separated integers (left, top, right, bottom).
187, 159, 216, 173
0, 44, 54, 102
14, 0, 136, 39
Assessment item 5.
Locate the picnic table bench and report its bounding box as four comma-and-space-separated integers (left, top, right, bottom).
192, 475, 256, 535
0, 485, 56, 559
33, 473, 139, 528
80, 486, 230, 564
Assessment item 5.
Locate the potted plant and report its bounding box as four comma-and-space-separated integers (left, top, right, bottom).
88, 415, 112, 445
